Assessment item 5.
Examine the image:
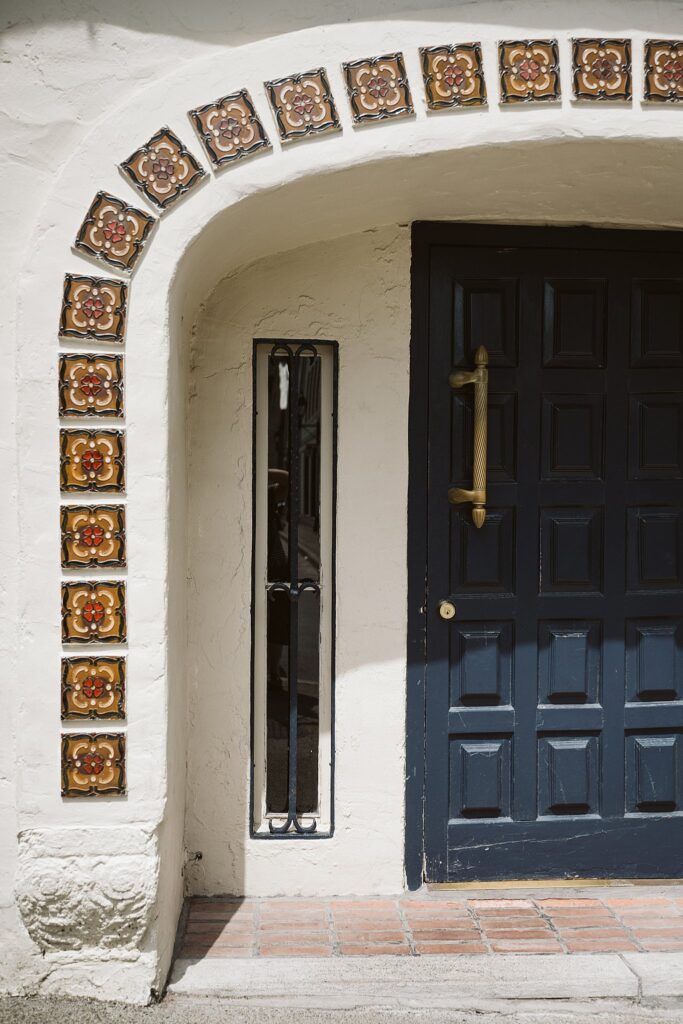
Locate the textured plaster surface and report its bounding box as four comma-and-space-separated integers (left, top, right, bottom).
3, 0, 683, 1005
186, 226, 410, 895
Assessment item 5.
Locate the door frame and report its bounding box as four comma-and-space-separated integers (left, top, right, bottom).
405, 221, 683, 890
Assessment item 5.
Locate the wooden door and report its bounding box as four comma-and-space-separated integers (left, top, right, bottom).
413, 224, 683, 881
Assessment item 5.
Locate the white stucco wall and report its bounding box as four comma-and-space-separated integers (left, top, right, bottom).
186, 226, 410, 896
3, 0, 683, 1004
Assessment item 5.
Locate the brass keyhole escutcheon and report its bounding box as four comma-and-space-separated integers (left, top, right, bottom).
439, 600, 456, 621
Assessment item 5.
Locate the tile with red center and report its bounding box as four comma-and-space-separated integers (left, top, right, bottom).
59, 274, 127, 342
343, 53, 413, 123
645, 40, 683, 102
59, 354, 124, 418
60, 429, 125, 492
61, 732, 125, 796
265, 69, 340, 142
121, 127, 205, 210
61, 580, 126, 644
61, 505, 125, 568
499, 40, 560, 102
420, 43, 486, 109
75, 191, 156, 272
572, 39, 632, 101
61, 656, 125, 720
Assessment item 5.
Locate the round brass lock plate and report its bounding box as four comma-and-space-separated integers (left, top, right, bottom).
438, 600, 456, 621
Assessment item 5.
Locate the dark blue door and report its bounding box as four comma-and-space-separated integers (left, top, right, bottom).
417, 224, 683, 880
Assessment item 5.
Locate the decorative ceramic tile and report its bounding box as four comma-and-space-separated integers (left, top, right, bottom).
499, 40, 560, 103
189, 89, 271, 167
60, 429, 125, 492
59, 274, 127, 342
121, 127, 205, 210
59, 354, 124, 418
573, 39, 632, 101
266, 68, 340, 141
61, 657, 126, 720
62, 580, 126, 644
61, 505, 126, 568
420, 43, 487, 109
62, 733, 126, 796
343, 53, 413, 122
645, 40, 683, 102
75, 192, 155, 272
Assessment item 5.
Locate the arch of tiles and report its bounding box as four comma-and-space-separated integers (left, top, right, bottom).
56, 37, 683, 799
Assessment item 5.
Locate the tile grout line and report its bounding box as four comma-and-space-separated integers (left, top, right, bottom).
467, 903, 492, 953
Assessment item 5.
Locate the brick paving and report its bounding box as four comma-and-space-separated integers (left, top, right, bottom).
178, 892, 683, 959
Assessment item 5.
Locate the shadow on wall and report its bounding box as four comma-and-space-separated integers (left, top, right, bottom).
4, 0, 683, 45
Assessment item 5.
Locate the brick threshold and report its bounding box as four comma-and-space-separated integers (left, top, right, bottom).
177, 884, 683, 960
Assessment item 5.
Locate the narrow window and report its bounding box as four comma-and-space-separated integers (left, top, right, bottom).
252, 340, 336, 836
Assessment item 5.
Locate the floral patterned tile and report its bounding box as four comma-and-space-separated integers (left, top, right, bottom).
60, 429, 125, 492
121, 127, 205, 210
189, 89, 271, 167
62, 580, 126, 644
62, 656, 126, 720
573, 39, 632, 101
59, 274, 127, 342
644, 39, 683, 102
266, 69, 340, 141
59, 354, 124, 418
499, 40, 560, 102
61, 505, 126, 568
62, 733, 126, 796
343, 53, 413, 122
75, 191, 156, 272
420, 43, 487, 109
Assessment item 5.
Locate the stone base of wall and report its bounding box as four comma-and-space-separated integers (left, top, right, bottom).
11, 827, 162, 1004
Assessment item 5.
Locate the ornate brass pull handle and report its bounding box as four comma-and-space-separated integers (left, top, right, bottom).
448, 345, 488, 529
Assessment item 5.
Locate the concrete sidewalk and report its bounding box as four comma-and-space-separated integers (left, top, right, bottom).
168, 951, 683, 1008
4, 994, 683, 1023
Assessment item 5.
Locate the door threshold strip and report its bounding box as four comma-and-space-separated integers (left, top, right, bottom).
428, 878, 683, 890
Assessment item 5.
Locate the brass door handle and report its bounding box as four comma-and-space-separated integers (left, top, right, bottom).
448, 345, 488, 529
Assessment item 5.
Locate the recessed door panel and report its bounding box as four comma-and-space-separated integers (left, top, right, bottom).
538, 621, 601, 705
540, 508, 603, 594
541, 395, 604, 480
538, 736, 599, 816
450, 622, 513, 706
631, 280, 683, 368
629, 394, 683, 479
543, 279, 606, 368
454, 279, 518, 367
627, 507, 683, 592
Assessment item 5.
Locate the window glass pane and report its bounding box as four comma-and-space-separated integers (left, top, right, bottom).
266, 586, 289, 815
297, 588, 320, 814
296, 355, 321, 580
265, 587, 320, 816
267, 356, 290, 583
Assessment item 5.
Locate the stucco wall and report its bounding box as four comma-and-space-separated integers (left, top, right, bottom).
3, 0, 683, 1004
186, 226, 410, 895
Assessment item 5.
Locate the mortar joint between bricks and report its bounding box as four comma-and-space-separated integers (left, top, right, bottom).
468, 904, 492, 953
254, 897, 262, 957
396, 896, 418, 956
326, 900, 340, 955
532, 900, 570, 953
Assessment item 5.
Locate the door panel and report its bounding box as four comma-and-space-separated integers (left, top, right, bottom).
420, 227, 683, 880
